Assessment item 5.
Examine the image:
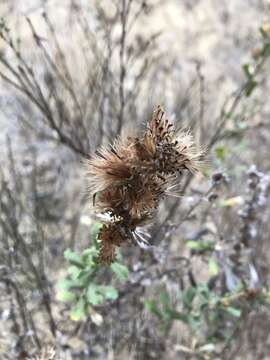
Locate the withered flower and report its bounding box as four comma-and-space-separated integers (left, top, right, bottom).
86, 106, 205, 264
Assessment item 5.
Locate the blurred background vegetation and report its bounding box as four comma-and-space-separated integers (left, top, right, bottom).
0, 1, 270, 359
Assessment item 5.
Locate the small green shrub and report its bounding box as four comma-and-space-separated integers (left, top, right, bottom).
56, 222, 128, 323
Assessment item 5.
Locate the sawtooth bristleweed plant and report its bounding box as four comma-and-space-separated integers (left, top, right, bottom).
86, 106, 206, 264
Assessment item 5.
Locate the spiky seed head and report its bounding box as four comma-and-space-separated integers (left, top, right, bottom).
85, 105, 206, 264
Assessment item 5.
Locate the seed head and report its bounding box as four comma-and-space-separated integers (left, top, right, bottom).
85, 105, 205, 264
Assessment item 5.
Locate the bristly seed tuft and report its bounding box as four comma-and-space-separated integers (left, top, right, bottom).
85, 105, 206, 264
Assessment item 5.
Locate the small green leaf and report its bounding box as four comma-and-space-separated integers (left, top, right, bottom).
86, 284, 104, 305
98, 285, 118, 300
245, 80, 257, 97
215, 146, 226, 161
208, 257, 219, 276
82, 247, 99, 266
197, 285, 211, 304
70, 297, 86, 321
144, 300, 163, 319
56, 279, 75, 291
224, 306, 241, 318
91, 222, 103, 246
186, 240, 214, 252
159, 291, 170, 306
77, 268, 95, 282
242, 63, 253, 79
261, 42, 270, 57
221, 196, 243, 207
111, 262, 128, 282
64, 249, 84, 268
165, 309, 189, 323
181, 287, 197, 308
68, 265, 81, 280
56, 290, 76, 302
186, 240, 200, 249
187, 316, 201, 332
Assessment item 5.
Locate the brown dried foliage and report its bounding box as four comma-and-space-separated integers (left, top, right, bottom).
86, 106, 205, 264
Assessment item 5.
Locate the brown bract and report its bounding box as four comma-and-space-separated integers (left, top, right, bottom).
85, 106, 205, 264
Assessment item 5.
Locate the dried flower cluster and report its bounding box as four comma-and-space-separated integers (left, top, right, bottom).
86, 106, 205, 264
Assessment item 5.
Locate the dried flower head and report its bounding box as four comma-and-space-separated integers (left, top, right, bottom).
85, 105, 205, 264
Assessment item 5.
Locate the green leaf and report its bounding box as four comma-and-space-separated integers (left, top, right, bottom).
221, 196, 243, 207
159, 291, 170, 306
144, 300, 163, 319
77, 268, 95, 282
245, 80, 257, 97
56, 278, 83, 303
196, 285, 211, 309
208, 257, 219, 276
91, 222, 103, 246
56, 290, 76, 302
64, 249, 84, 268
242, 63, 253, 79
186, 240, 214, 252
215, 146, 226, 161
261, 42, 270, 57
68, 265, 81, 280
224, 306, 241, 318
56, 279, 75, 291
86, 284, 104, 305
165, 309, 189, 323
82, 247, 97, 257
187, 316, 201, 332
70, 297, 86, 321
82, 247, 99, 266
111, 262, 128, 282
98, 285, 118, 300
181, 287, 197, 308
